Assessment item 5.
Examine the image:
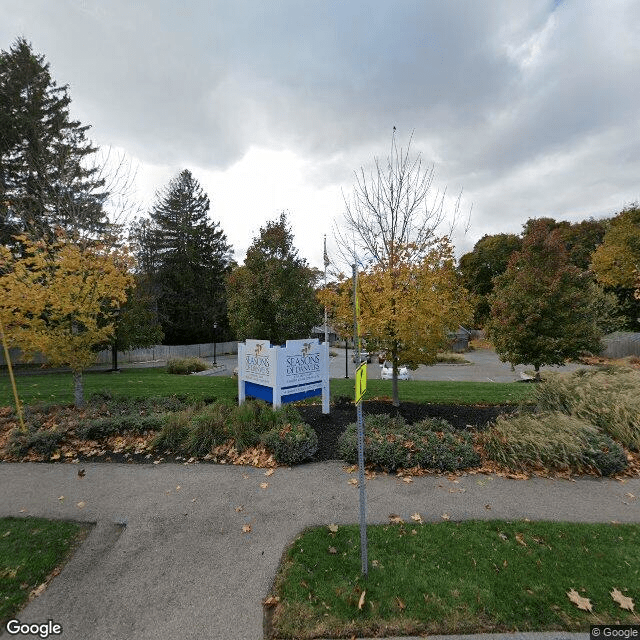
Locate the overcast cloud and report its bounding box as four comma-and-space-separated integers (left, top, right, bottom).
2, 0, 639, 268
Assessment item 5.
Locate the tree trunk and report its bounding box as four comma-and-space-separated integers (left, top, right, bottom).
534, 364, 541, 381
111, 341, 119, 371
73, 370, 85, 408
391, 341, 400, 407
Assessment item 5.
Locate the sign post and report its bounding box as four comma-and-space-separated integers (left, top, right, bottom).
353, 264, 368, 577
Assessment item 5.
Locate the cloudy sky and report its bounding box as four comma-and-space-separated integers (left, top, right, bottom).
3, 0, 639, 270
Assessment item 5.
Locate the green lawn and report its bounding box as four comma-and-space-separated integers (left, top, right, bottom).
0, 367, 533, 407
271, 520, 640, 638
0, 517, 90, 625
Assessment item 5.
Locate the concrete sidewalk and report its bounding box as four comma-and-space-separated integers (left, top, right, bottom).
1, 462, 638, 640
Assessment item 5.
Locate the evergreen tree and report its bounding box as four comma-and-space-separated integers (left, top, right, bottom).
487, 221, 603, 378
0, 38, 107, 246
142, 170, 232, 344
226, 213, 321, 344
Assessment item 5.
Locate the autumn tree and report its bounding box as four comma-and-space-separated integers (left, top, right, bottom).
136, 170, 233, 344
0, 38, 109, 247
0, 232, 133, 406
226, 213, 321, 344
322, 239, 471, 406
458, 233, 521, 326
590, 204, 640, 330
331, 130, 469, 402
487, 221, 603, 378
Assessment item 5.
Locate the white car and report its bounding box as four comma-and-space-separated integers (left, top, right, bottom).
380, 361, 411, 380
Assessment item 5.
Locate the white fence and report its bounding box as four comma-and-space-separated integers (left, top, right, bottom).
0, 341, 238, 367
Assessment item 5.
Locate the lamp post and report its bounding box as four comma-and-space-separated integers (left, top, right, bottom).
213, 322, 217, 365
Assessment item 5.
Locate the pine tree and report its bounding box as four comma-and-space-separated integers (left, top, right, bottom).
0, 38, 107, 246
142, 170, 233, 344
226, 213, 321, 345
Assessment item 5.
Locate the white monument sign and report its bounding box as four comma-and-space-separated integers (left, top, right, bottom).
238, 338, 330, 414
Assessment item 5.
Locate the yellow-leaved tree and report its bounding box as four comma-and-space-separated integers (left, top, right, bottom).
0, 232, 133, 407
320, 239, 471, 406
325, 130, 472, 406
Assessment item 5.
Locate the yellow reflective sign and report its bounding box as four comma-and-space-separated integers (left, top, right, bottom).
355, 362, 367, 404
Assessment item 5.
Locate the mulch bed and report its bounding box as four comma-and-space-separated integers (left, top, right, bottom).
299, 400, 517, 462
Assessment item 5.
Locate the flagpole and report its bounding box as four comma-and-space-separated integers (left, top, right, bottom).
323, 235, 328, 346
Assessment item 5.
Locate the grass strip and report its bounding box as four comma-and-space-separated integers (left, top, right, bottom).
0, 517, 90, 625
271, 520, 640, 638
0, 369, 533, 407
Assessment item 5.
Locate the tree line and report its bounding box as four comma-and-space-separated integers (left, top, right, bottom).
2, 37, 639, 409
0, 38, 321, 406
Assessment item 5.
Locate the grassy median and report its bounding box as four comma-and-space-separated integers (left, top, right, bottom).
269, 520, 640, 638
0, 517, 91, 626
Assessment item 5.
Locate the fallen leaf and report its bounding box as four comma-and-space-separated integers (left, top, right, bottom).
410, 512, 423, 523
328, 524, 339, 533
348, 478, 358, 486
58, 496, 64, 501
2, 531, 10, 538
328, 546, 337, 554
242, 524, 251, 533
76, 501, 86, 509
611, 588, 635, 612
441, 513, 450, 521
411, 529, 418, 535
388, 514, 404, 524
396, 596, 406, 610
402, 477, 413, 484
371, 560, 379, 567
265, 469, 274, 477
515, 533, 527, 547
30, 583, 47, 598
498, 532, 508, 541
624, 492, 636, 499
358, 590, 366, 610
176, 486, 181, 491
263, 596, 279, 607
485, 504, 492, 510
77, 469, 86, 478
567, 588, 593, 612
50, 452, 60, 461
260, 482, 269, 489
235, 505, 244, 512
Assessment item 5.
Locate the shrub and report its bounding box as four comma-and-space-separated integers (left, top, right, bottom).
337, 413, 479, 472
166, 357, 210, 375
9, 428, 64, 457
185, 402, 232, 456
78, 414, 164, 440
262, 423, 318, 465
483, 412, 627, 476
532, 368, 640, 450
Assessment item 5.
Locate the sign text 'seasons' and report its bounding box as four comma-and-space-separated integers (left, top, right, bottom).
286, 353, 320, 376
245, 355, 270, 376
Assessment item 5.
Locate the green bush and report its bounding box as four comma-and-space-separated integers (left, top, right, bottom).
88, 393, 193, 415
483, 412, 627, 476
9, 428, 64, 457
337, 413, 479, 472
78, 414, 164, 439
166, 357, 210, 375
532, 368, 640, 450
262, 423, 318, 465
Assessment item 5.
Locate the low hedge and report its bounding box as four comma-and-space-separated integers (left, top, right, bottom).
337, 414, 480, 472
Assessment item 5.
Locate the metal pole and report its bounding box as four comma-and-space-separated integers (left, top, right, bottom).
0, 316, 26, 432
352, 263, 368, 577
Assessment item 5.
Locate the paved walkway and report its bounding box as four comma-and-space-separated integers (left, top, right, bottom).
1, 462, 638, 640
